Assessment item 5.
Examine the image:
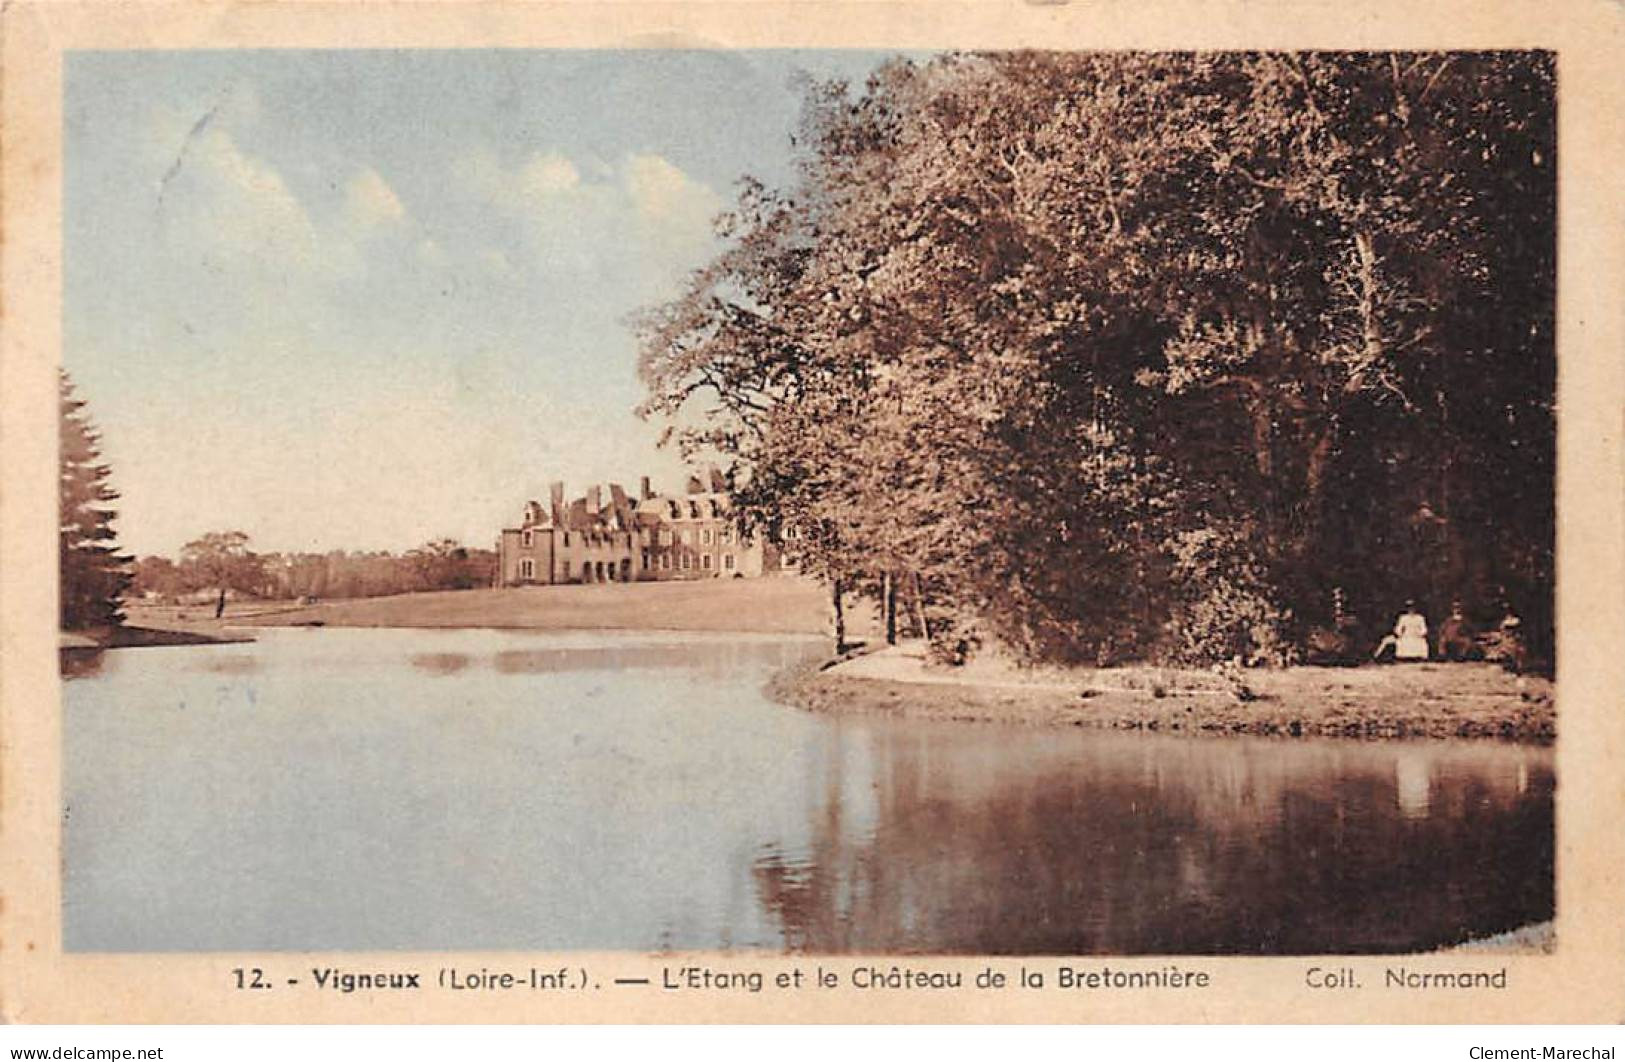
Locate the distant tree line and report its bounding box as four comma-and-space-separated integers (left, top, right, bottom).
638, 51, 1555, 666
131, 537, 496, 604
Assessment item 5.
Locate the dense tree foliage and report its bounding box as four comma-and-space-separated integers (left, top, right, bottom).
59, 372, 132, 630
179, 531, 265, 595
132, 539, 495, 603
639, 51, 1555, 666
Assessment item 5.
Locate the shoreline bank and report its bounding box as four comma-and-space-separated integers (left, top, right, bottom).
61, 625, 253, 653
769, 643, 1554, 744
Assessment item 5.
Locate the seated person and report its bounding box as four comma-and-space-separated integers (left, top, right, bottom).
1479, 607, 1527, 673
1436, 601, 1481, 661
1373, 601, 1428, 662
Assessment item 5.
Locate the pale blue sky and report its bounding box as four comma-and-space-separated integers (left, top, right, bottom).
65, 49, 907, 556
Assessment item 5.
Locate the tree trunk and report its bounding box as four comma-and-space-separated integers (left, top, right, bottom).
831, 577, 846, 655
1247, 399, 1274, 481
1299, 420, 1339, 561
911, 571, 931, 642
884, 571, 897, 645
215, 586, 226, 619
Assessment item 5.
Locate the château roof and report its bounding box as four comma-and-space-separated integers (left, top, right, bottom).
512, 475, 734, 533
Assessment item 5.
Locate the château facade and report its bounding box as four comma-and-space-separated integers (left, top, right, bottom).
495, 471, 785, 586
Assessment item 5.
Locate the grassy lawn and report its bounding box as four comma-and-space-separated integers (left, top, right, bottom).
125, 575, 877, 638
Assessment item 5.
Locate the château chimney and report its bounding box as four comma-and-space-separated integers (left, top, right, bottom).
608, 484, 632, 528
549, 481, 565, 525
640, 475, 653, 501
586, 484, 602, 516
686, 474, 703, 495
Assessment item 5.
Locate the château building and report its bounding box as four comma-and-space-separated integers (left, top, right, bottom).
495, 470, 784, 586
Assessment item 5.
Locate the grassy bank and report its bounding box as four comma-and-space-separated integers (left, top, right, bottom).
770, 642, 1555, 743
125, 576, 875, 639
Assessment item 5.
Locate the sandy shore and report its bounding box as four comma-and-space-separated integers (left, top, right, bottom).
770, 641, 1555, 743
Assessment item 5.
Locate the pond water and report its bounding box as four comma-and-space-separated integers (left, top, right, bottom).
63, 627, 1553, 954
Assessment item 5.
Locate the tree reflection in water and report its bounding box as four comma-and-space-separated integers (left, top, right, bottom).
752, 726, 1553, 955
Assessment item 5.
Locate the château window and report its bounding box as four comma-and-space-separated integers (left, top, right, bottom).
702, 528, 713, 546
520, 558, 535, 579
701, 553, 712, 570
521, 530, 533, 548
661, 553, 671, 570
680, 553, 691, 570
723, 553, 735, 571
641, 549, 650, 568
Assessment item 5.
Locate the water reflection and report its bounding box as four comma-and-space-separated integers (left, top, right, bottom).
410, 652, 472, 676
1395, 750, 1432, 819
491, 645, 699, 674
202, 653, 260, 676
60, 649, 106, 680
752, 726, 1553, 954
62, 627, 1553, 954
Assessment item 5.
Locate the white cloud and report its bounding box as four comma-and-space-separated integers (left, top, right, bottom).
624, 153, 718, 223
345, 168, 406, 226
458, 148, 721, 288
462, 147, 718, 229
516, 152, 581, 201
149, 118, 379, 282
189, 128, 320, 262
148, 102, 421, 282
459, 148, 585, 210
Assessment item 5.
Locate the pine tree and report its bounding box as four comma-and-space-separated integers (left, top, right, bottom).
59, 371, 131, 631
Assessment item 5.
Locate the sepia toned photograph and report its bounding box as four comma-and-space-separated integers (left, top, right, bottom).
49, 41, 1562, 963
3, 0, 1622, 1032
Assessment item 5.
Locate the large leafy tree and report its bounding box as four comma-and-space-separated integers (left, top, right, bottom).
59, 372, 132, 631
405, 538, 482, 591
639, 51, 1555, 665
180, 531, 266, 616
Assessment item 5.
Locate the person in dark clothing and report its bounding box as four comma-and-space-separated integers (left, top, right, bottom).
1436, 601, 1480, 661
1483, 605, 1527, 673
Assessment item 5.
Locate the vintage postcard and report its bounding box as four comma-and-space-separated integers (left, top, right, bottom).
2, 0, 1622, 1025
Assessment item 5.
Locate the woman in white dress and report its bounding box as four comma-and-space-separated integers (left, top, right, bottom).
1393, 602, 1429, 660
1373, 601, 1430, 662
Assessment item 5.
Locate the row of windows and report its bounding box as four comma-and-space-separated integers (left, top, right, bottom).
519, 552, 740, 580
521, 527, 738, 549
657, 527, 732, 547
639, 550, 737, 571
659, 500, 725, 521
